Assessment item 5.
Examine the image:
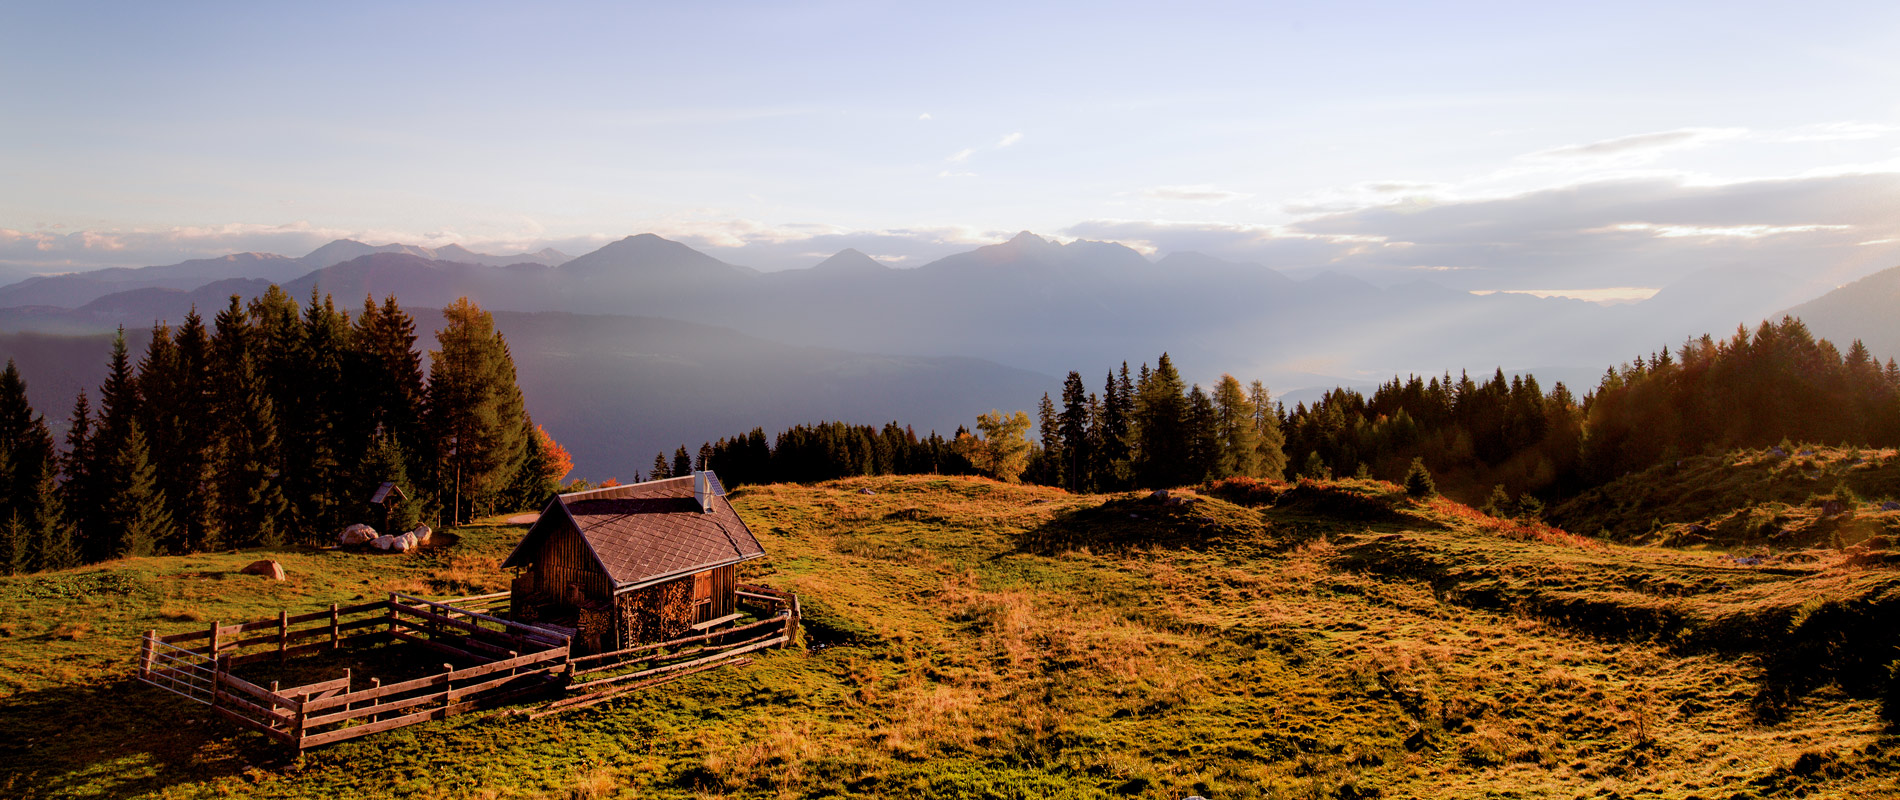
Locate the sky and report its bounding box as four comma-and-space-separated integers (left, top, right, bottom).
3, 1, 1898, 299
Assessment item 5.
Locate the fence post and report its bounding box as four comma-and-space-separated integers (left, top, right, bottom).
278, 610, 289, 666
387, 592, 399, 638
330, 602, 340, 649
436, 664, 453, 719
138, 630, 156, 679
208, 619, 221, 661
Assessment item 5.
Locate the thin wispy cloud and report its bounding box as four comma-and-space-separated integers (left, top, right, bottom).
1142, 185, 1253, 204
918, 113, 933, 121
1527, 128, 1746, 161
996, 132, 1023, 148
946, 148, 975, 163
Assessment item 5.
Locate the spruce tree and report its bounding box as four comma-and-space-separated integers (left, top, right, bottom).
211, 295, 289, 547
672, 445, 693, 478
1036, 392, 1062, 487
1185, 384, 1218, 483
1404, 457, 1436, 498
1, 515, 22, 575
1133, 353, 1190, 487
363, 435, 423, 531
63, 390, 102, 562
29, 460, 76, 572
107, 421, 176, 558
651, 453, 671, 480
1058, 372, 1090, 491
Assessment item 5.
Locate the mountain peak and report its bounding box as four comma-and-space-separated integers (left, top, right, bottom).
810, 249, 890, 275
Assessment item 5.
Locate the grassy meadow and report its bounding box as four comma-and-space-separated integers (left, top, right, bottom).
2, 474, 1897, 798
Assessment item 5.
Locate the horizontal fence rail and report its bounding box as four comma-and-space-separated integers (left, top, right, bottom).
134, 586, 797, 747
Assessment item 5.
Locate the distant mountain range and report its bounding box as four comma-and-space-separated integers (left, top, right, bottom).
0, 232, 1889, 479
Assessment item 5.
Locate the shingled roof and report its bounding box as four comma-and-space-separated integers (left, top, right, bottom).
502, 472, 765, 591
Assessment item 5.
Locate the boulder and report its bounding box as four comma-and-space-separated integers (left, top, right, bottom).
339, 523, 377, 546
1147, 489, 1170, 502
392, 532, 419, 553
410, 524, 432, 545
1880, 501, 1900, 512
858, 488, 877, 495
240, 560, 285, 581
371, 534, 397, 551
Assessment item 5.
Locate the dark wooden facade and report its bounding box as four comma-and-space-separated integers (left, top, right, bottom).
504, 474, 763, 655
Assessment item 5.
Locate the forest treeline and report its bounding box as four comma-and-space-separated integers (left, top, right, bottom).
6, 311, 1895, 575
1281, 316, 1900, 502
0, 290, 566, 574
668, 317, 1900, 512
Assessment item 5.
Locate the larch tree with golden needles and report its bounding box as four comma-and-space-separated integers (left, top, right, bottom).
955, 409, 1033, 483
427, 297, 531, 523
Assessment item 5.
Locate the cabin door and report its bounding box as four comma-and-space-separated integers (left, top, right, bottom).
692, 570, 714, 623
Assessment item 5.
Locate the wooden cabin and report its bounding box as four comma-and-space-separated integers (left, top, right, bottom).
502, 471, 765, 654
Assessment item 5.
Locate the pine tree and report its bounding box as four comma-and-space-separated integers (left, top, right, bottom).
107, 421, 176, 558
168, 309, 222, 552
285, 289, 354, 538
651, 453, 671, 480
427, 298, 531, 523
672, 445, 693, 478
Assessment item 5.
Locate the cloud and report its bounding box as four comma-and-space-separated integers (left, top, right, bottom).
1765, 122, 1900, 143
1070, 172, 1900, 301
946, 147, 975, 163
1142, 185, 1253, 204
1528, 128, 1746, 161
918, 113, 933, 121
996, 132, 1022, 148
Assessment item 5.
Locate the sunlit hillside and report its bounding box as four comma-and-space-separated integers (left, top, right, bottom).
3, 476, 1895, 798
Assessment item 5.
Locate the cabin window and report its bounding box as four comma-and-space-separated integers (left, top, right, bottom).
692, 570, 714, 622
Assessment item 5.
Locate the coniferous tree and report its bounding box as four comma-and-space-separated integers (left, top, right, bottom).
1133, 353, 1189, 487
1, 515, 22, 575
363, 435, 423, 531
107, 421, 175, 557
672, 445, 693, 478
427, 298, 531, 523
28, 460, 76, 572
211, 295, 289, 547
1035, 392, 1062, 487
1212, 375, 1261, 479
1404, 457, 1436, 498
1185, 384, 1218, 483
651, 453, 671, 480
1250, 381, 1288, 479
1057, 372, 1090, 491
63, 390, 101, 562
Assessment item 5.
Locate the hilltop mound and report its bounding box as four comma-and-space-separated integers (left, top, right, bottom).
1550, 445, 1900, 549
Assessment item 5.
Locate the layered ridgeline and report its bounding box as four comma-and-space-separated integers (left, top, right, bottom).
0, 291, 569, 575
0, 233, 1868, 420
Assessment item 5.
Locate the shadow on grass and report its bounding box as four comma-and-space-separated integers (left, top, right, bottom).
0, 636, 503, 799
1014, 493, 1275, 555
0, 677, 287, 799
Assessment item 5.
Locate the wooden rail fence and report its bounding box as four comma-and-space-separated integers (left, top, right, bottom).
134, 587, 799, 748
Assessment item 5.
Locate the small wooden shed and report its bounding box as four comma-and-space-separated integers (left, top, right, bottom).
502, 471, 765, 654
